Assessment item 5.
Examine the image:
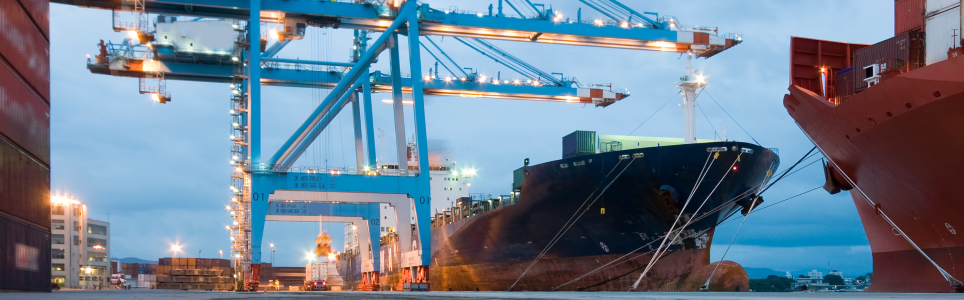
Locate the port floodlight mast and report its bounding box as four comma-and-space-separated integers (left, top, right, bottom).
55, 0, 742, 290
678, 53, 707, 144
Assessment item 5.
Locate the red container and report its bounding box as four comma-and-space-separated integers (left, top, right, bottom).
0, 60, 50, 164
833, 67, 855, 104
789, 36, 868, 98
852, 30, 925, 93
895, 0, 925, 35
0, 215, 52, 291
14, 0, 48, 37
0, 136, 50, 228
0, 0, 50, 102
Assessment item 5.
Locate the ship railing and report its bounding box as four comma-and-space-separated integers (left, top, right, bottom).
431, 193, 518, 228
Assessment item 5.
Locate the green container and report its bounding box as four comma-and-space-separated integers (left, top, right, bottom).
562, 130, 597, 158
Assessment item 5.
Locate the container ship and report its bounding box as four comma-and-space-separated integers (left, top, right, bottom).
783, 0, 964, 293
338, 132, 778, 291
0, 0, 52, 292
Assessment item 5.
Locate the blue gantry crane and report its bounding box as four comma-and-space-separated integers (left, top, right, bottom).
56, 0, 742, 290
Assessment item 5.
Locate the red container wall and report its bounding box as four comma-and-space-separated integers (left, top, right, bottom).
0, 215, 51, 292
0, 0, 50, 102
0, 135, 51, 229
852, 30, 925, 93
14, 0, 48, 37
896, 0, 925, 35
834, 68, 855, 104
0, 60, 51, 164
789, 36, 868, 98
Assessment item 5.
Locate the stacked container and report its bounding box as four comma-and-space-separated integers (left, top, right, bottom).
925, 0, 963, 64
155, 258, 234, 290
896, 0, 926, 35
852, 30, 927, 93
0, 0, 51, 292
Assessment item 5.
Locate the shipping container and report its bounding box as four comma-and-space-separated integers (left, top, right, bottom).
562, 130, 597, 159
0, 0, 50, 101
0, 214, 51, 291
0, 59, 50, 164
834, 67, 855, 104
0, 135, 50, 228
927, 0, 962, 13
789, 36, 867, 99
853, 30, 926, 92
924, 5, 962, 65
305, 263, 328, 282
896, 0, 926, 35
15, 0, 48, 37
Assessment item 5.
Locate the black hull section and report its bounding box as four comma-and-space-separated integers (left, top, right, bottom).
338, 142, 779, 291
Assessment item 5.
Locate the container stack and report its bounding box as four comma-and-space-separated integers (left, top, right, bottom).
0, 0, 51, 292
925, 0, 963, 64
155, 258, 234, 290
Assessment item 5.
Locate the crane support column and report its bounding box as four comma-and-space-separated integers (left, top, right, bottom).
351, 92, 365, 173
246, 0, 263, 291
405, 2, 434, 284
389, 34, 408, 176
362, 68, 377, 169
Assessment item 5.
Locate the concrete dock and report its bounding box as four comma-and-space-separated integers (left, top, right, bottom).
4, 290, 964, 300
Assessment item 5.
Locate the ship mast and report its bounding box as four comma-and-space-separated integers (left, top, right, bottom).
677, 52, 707, 144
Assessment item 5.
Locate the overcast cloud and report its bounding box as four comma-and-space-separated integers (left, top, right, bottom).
50, 0, 892, 277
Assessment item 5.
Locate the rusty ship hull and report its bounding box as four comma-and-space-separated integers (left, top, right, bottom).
339, 142, 778, 291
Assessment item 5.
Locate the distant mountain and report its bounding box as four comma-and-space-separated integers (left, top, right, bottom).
745, 267, 789, 279
111, 257, 156, 264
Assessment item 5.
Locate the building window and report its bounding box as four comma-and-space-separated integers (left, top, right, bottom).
87, 237, 108, 249
87, 252, 108, 262
73, 207, 82, 216
52, 206, 65, 215
52, 234, 65, 245
73, 235, 81, 246
73, 221, 81, 231
52, 249, 65, 259
52, 220, 64, 230
88, 224, 107, 235
52, 264, 65, 272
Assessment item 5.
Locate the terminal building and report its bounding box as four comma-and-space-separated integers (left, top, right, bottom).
50, 198, 111, 289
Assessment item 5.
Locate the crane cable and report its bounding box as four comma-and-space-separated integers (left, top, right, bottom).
508, 156, 637, 291
630, 151, 742, 291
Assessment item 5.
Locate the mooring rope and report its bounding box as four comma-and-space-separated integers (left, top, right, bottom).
631, 151, 742, 291
508, 156, 637, 291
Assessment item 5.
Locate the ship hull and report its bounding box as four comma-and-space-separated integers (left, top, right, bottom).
339, 142, 778, 291
784, 54, 964, 293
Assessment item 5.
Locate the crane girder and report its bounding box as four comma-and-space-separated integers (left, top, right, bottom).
53, 0, 740, 57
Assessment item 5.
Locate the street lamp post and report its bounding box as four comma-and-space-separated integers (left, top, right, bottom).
270, 243, 275, 265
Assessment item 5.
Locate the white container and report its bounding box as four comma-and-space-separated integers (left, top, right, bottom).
925, 6, 962, 65
137, 274, 156, 288
927, 0, 960, 14
305, 263, 328, 282
154, 20, 237, 54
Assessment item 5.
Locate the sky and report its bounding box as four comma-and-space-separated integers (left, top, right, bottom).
49, 0, 894, 277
